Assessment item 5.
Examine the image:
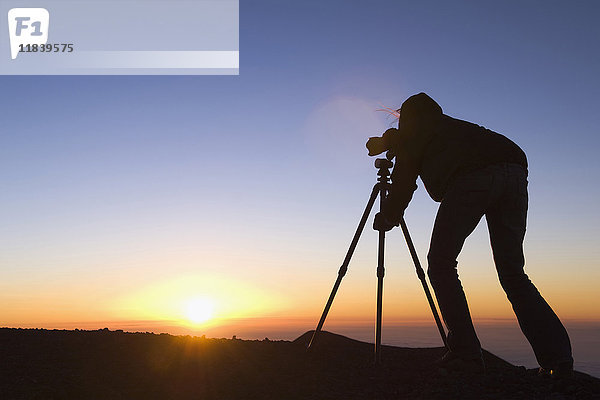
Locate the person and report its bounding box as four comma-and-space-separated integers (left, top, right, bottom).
367, 93, 573, 377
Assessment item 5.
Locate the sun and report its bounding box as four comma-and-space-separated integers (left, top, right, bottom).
185, 298, 214, 324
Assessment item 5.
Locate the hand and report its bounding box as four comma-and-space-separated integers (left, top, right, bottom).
366, 137, 388, 156
373, 212, 398, 232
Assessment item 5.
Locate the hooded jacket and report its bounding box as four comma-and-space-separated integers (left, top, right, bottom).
385, 94, 528, 218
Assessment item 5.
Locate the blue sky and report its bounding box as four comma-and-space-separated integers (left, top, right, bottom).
1, 0, 599, 327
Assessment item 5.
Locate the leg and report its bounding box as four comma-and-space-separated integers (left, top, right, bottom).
486, 164, 572, 369
427, 169, 493, 359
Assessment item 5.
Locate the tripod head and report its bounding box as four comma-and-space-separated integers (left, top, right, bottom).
375, 158, 393, 184
374, 158, 393, 169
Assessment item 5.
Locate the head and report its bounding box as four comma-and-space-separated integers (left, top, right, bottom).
398, 92, 443, 133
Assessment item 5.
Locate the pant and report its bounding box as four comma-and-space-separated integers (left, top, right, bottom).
427, 163, 572, 368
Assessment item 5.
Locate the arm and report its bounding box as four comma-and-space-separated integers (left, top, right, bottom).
383, 156, 418, 223
383, 118, 442, 219
368, 127, 419, 230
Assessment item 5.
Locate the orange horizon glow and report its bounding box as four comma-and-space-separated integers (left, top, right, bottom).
2, 274, 599, 330
2, 249, 598, 334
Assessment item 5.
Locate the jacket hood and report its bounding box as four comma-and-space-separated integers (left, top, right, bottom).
399, 93, 443, 129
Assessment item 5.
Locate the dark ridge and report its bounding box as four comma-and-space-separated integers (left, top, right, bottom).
1, 327, 598, 399
294, 330, 372, 347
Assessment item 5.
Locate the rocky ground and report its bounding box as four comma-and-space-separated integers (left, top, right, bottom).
1, 328, 598, 399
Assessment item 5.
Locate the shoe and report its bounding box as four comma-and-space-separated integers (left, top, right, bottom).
538, 360, 574, 379
435, 351, 486, 374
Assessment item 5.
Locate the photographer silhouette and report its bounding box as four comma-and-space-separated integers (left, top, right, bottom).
368, 93, 573, 377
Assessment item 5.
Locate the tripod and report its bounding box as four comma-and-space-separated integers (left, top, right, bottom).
307, 158, 447, 364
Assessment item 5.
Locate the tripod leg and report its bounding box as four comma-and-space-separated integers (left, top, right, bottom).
375, 228, 385, 364
374, 180, 389, 365
399, 218, 448, 348
307, 185, 380, 350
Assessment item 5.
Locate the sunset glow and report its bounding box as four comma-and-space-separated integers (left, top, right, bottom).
1, 2, 599, 382
185, 297, 214, 324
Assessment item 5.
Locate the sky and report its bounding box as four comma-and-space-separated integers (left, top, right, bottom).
1, 0, 599, 337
